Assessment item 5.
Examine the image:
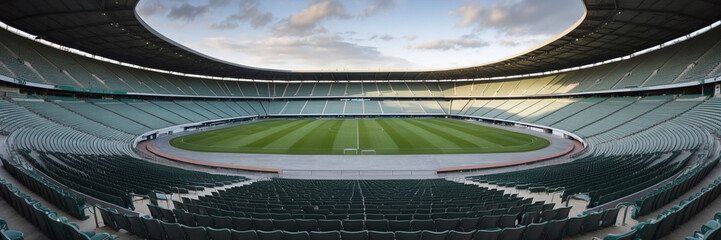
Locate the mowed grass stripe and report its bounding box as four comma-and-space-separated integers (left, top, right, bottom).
255, 119, 328, 150
358, 119, 397, 152
170, 118, 550, 155
375, 119, 441, 154
406, 119, 482, 150
392, 119, 460, 152
332, 119, 358, 150
242, 119, 316, 148
286, 120, 346, 154
413, 119, 508, 149
426, 118, 535, 146
176, 119, 287, 146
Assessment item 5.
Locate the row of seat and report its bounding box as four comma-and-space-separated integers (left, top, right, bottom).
4, 24, 721, 97
633, 156, 720, 218
19, 151, 245, 209
467, 151, 689, 207
0, 155, 87, 219
686, 212, 721, 240
179, 200, 556, 220
606, 175, 721, 239
99, 205, 621, 240
189, 179, 524, 218
0, 177, 114, 240
154, 204, 572, 232
0, 217, 23, 240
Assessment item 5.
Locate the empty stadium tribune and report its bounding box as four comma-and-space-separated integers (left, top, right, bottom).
2, 2, 721, 240
2, 25, 721, 98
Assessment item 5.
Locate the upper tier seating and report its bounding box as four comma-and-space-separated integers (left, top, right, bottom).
2, 26, 721, 97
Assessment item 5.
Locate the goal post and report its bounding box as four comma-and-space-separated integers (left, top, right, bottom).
343, 148, 358, 155
360, 149, 376, 155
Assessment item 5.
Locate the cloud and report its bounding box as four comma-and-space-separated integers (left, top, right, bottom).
210, 0, 274, 29
274, 1, 352, 36
360, 0, 394, 17
368, 34, 395, 41
203, 35, 416, 70
499, 38, 542, 47
380, 35, 395, 41
449, 0, 582, 35
407, 35, 489, 51
166, 0, 230, 21
137, 0, 167, 17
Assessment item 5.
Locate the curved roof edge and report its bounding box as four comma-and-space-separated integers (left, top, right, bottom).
1, 0, 721, 80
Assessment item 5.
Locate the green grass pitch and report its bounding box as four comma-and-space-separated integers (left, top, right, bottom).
169, 118, 550, 155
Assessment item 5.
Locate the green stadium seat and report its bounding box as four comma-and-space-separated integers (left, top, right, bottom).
273, 219, 298, 231
0, 230, 23, 240
474, 228, 501, 240
183, 225, 210, 240
367, 230, 394, 240
253, 219, 275, 231
342, 219, 364, 231
126, 215, 148, 238
389, 220, 411, 231
498, 226, 525, 240
207, 227, 232, 240
309, 231, 341, 240
582, 211, 604, 232
230, 230, 258, 240
214, 216, 234, 229
297, 219, 319, 231
459, 218, 480, 231
395, 231, 422, 240
141, 216, 164, 240
257, 230, 283, 240
365, 220, 389, 231
498, 214, 517, 228
160, 222, 186, 240
422, 230, 449, 240
340, 230, 368, 240
564, 216, 585, 237
522, 222, 546, 240
544, 219, 567, 240
231, 218, 253, 231
434, 218, 458, 231
447, 230, 474, 240
411, 219, 434, 231
319, 220, 342, 231
603, 229, 637, 240
479, 216, 499, 229
284, 231, 310, 240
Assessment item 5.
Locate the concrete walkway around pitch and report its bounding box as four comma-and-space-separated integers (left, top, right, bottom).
149, 119, 574, 174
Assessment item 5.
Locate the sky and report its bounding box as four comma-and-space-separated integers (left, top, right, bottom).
137, 0, 584, 71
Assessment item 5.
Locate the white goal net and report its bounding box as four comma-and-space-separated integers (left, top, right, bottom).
360, 150, 376, 155
343, 148, 358, 155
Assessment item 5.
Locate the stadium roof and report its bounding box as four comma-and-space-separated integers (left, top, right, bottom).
1, 0, 721, 81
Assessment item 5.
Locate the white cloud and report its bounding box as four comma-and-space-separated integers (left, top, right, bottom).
407, 35, 489, 51
166, 0, 230, 21
137, 0, 167, 17
274, 1, 351, 36
449, 0, 583, 36
210, 0, 274, 29
203, 35, 416, 70
360, 0, 395, 17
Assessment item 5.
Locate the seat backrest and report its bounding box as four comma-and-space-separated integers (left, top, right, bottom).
183, 225, 209, 240
160, 222, 186, 240
473, 228, 501, 240
206, 227, 232, 240
498, 226, 525, 240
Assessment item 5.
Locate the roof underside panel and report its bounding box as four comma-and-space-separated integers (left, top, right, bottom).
1, 0, 720, 80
